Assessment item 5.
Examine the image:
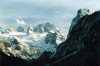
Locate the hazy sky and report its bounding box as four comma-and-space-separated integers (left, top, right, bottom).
0, 0, 100, 34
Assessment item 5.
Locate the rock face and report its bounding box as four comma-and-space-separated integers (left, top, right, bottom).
26, 25, 34, 35
16, 26, 25, 32
49, 10, 100, 66
44, 30, 65, 46
0, 27, 10, 34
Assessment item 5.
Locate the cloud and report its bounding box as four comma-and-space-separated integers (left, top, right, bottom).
14, 17, 26, 25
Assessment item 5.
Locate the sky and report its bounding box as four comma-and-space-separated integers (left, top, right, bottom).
0, 0, 100, 35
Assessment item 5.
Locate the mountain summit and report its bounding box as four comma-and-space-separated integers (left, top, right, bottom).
69, 8, 90, 32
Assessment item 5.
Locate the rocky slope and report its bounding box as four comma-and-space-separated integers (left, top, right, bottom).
0, 50, 31, 66
0, 35, 43, 61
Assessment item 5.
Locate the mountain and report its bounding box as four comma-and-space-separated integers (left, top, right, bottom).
0, 9, 99, 66
26, 23, 65, 45
48, 9, 100, 66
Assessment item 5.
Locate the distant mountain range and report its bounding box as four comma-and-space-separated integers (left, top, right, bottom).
0, 22, 66, 61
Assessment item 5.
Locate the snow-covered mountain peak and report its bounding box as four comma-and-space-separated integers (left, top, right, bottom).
33, 23, 56, 33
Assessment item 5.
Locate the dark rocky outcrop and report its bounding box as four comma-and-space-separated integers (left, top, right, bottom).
48, 11, 100, 66
34, 51, 53, 66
